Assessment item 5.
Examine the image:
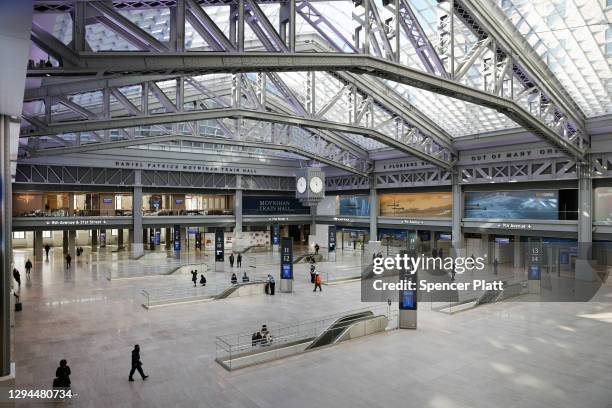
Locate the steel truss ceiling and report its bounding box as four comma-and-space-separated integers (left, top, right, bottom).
24, 0, 598, 170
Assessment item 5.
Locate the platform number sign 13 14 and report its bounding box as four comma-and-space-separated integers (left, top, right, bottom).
528, 243, 541, 280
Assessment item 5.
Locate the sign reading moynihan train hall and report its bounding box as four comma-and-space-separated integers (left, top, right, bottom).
242, 196, 310, 215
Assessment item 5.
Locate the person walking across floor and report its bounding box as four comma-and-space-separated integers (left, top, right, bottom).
65, 253, 72, 269
129, 345, 148, 381
44, 244, 51, 260
53, 359, 71, 388
25, 259, 32, 279
229, 253, 235, 268
314, 243, 320, 254
191, 270, 198, 287
494, 258, 499, 275
310, 263, 316, 283
13, 268, 21, 289
313, 272, 322, 292
200, 274, 206, 287
236, 253, 242, 268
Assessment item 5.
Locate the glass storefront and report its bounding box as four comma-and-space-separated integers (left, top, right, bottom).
12, 192, 234, 217
142, 194, 233, 215
12, 192, 133, 217
378, 229, 433, 255
339, 228, 370, 251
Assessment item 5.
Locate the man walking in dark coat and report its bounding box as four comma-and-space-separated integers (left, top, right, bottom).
129, 345, 148, 381
25, 259, 33, 278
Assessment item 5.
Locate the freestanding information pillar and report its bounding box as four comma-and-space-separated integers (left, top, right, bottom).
215, 229, 225, 272
398, 249, 417, 329
272, 223, 280, 252
399, 270, 417, 329
173, 225, 181, 252
280, 237, 293, 293
528, 241, 542, 294
328, 226, 336, 262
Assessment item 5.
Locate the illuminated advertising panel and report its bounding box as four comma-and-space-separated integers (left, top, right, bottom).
464, 190, 558, 220
379, 193, 452, 217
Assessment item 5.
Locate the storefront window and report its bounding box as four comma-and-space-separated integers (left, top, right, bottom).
339, 228, 370, 251
13, 192, 133, 217
142, 194, 234, 215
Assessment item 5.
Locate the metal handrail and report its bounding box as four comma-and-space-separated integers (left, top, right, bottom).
215, 304, 396, 356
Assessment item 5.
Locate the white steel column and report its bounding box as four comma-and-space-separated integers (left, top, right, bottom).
235, 175, 243, 238
576, 163, 593, 281
132, 170, 143, 258
451, 173, 463, 257
369, 176, 378, 240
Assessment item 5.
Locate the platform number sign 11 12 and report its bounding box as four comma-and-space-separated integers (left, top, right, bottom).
280, 238, 293, 279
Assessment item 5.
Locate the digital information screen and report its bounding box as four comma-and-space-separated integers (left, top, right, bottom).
280, 237, 293, 279
399, 270, 417, 311
173, 226, 181, 251
272, 224, 280, 245
154, 229, 161, 245
215, 229, 224, 262
328, 226, 336, 252
398, 249, 417, 310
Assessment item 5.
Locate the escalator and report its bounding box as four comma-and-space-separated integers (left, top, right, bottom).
214, 280, 266, 300
306, 311, 375, 350
293, 253, 324, 264
233, 245, 266, 254
217, 309, 391, 370
476, 288, 503, 305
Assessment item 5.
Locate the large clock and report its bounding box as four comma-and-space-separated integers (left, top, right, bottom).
309, 176, 323, 194
296, 177, 307, 194
295, 168, 325, 207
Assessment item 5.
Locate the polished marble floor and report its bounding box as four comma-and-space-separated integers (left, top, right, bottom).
9, 246, 612, 407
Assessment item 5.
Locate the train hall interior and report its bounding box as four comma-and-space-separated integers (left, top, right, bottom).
0, 0, 611, 406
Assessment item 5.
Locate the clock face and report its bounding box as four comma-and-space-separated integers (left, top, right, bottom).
296, 177, 307, 194
309, 176, 323, 194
